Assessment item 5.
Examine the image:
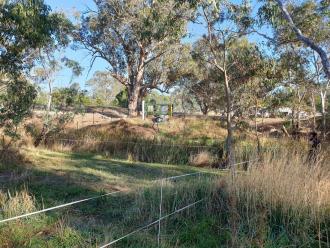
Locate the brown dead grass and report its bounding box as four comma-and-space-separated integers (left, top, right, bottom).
164, 117, 227, 140
232, 148, 330, 219
70, 119, 157, 140
189, 151, 215, 167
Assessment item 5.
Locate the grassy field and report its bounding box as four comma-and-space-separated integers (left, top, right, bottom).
1, 116, 330, 247
25, 117, 262, 167
1, 144, 329, 247
0, 148, 223, 248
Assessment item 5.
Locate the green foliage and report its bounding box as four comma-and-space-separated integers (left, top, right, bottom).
76, 0, 196, 114
114, 89, 129, 108
61, 57, 84, 83
0, 0, 72, 75
86, 71, 123, 106
145, 91, 170, 105
0, 79, 37, 138
0, 0, 72, 140
34, 86, 49, 106
52, 86, 87, 112
258, 0, 330, 45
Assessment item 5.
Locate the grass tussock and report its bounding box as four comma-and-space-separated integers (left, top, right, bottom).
223, 148, 330, 247
0, 144, 27, 172
189, 151, 216, 167
0, 189, 36, 219
236, 153, 329, 214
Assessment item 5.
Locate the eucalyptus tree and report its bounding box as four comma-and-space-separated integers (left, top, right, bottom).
0, 0, 72, 139
180, 41, 225, 116
309, 51, 329, 135
76, 0, 195, 116
194, 0, 261, 169
86, 71, 123, 106
277, 47, 311, 130
259, 0, 330, 79
32, 56, 83, 147
189, 78, 223, 115
238, 56, 278, 152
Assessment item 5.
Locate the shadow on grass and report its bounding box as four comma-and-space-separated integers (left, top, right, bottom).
0, 148, 220, 247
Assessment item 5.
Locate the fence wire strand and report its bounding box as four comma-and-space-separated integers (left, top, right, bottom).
0, 190, 121, 224
99, 199, 205, 248
0, 172, 205, 224
50, 138, 222, 150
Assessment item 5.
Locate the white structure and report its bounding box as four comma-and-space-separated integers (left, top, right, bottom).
277, 107, 292, 116
142, 100, 145, 120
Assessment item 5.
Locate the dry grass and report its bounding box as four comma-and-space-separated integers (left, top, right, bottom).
223, 147, 330, 246
0, 190, 36, 218
158, 117, 228, 140
234, 153, 330, 214
0, 141, 329, 247
58, 119, 157, 141
189, 151, 216, 167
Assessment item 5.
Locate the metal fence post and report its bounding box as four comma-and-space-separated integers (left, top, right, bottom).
158, 178, 164, 247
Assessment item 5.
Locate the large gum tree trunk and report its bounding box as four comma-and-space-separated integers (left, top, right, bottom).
127, 84, 140, 117
127, 57, 145, 117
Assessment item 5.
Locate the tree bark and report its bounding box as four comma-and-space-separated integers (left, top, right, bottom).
291, 107, 295, 130
127, 84, 141, 117
320, 90, 327, 137
47, 83, 52, 113
126, 47, 146, 117
224, 70, 235, 171
35, 80, 52, 147
201, 103, 209, 116
297, 106, 301, 130
255, 101, 261, 154
311, 91, 316, 131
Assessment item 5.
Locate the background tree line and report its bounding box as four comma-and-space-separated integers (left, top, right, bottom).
0, 0, 329, 167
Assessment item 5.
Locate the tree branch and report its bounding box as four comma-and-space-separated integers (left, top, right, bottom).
275, 0, 330, 79
144, 50, 167, 66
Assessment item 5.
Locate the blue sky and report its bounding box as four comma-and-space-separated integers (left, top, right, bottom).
44, 0, 270, 90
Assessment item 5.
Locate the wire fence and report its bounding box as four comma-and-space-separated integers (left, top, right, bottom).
48, 137, 223, 150
0, 170, 213, 247
47, 137, 226, 165
99, 199, 205, 248
99, 171, 209, 248
0, 149, 257, 247
0, 172, 204, 225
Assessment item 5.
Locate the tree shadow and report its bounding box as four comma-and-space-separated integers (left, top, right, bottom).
0, 149, 213, 247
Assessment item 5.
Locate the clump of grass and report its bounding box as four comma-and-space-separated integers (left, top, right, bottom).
104, 176, 218, 247
0, 189, 36, 219
223, 148, 330, 246
189, 151, 216, 167
0, 144, 26, 171
236, 152, 329, 214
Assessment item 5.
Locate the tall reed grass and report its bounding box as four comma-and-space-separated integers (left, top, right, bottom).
222, 146, 330, 247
